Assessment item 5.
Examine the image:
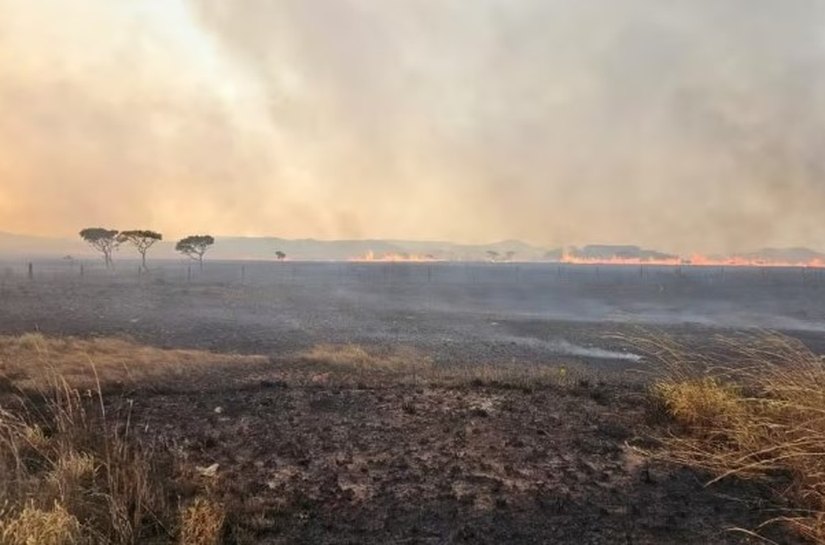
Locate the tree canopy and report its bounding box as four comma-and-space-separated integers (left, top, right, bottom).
176, 235, 215, 269
119, 230, 162, 270
79, 228, 120, 268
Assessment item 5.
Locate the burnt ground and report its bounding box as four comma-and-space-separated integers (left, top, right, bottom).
1, 260, 821, 543
121, 363, 798, 545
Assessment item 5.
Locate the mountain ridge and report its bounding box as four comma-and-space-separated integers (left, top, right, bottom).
1, 231, 824, 263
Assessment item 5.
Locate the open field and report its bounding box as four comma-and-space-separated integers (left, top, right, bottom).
4, 260, 825, 363
1, 261, 824, 543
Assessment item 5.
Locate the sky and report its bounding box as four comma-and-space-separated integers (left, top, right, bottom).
1, 1, 825, 253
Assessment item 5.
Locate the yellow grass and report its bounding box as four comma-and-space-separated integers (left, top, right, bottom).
0, 378, 172, 544
299, 342, 586, 388
0, 502, 81, 545
179, 498, 225, 545
0, 333, 266, 391
648, 333, 825, 543
0, 333, 248, 545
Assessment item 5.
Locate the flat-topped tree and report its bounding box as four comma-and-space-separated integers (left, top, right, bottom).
275, 251, 286, 261
119, 230, 162, 271
176, 235, 214, 270
79, 228, 120, 269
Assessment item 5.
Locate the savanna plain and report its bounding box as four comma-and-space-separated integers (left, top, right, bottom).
2, 260, 825, 544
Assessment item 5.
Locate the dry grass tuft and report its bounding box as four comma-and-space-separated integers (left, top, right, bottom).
179, 498, 225, 545
0, 501, 82, 545
0, 377, 175, 544
654, 378, 744, 430
0, 333, 265, 392
0, 333, 242, 545
647, 332, 825, 543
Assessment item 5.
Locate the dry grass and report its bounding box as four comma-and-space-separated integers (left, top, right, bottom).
0, 333, 243, 545
179, 498, 225, 545
0, 333, 266, 392
0, 502, 82, 545
299, 342, 587, 389
0, 376, 175, 544
647, 333, 825, 543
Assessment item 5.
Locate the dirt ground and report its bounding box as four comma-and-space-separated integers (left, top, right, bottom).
0, 261, 819, 543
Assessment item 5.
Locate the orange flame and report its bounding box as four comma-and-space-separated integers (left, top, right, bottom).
560, 251, 825, 268
349, 250, 442, 262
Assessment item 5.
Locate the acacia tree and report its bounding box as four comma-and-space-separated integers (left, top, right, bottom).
119, 230, 162, 271
79, 228, 120, 269
176, 235, 214, 270
275, 251, 286, 261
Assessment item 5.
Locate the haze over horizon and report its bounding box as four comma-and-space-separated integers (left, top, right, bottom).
2, 1, 825, 253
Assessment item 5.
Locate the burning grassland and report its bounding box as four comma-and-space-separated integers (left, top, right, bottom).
348, 250, 443, 262
560, 245, 825, 268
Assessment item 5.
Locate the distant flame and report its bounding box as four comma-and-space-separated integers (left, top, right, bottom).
349, 250, 442, 262
560, 250, 825, 268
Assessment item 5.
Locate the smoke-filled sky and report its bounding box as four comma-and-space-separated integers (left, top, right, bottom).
2, 1, 825, 253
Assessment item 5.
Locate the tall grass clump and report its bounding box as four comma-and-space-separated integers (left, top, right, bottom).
645, 333, 825, 542
0, 374, 176, 544
0, 334, 235, 544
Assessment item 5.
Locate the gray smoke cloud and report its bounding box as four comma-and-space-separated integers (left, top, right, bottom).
2, 0, 825, 253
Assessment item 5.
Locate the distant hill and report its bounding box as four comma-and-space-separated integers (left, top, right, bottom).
0, 232, 550, 261
0, 232, 87, 258
735, 247, 825, 264
563, 245, 679, 262
2, 232, 823, 264
211, 237, 549, 261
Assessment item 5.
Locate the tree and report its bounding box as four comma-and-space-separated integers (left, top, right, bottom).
119, 230, 162, 271
275, 251, 287, 261
79, 228, 120, 268
176, 235, 215, 270
505, 251, 516, 262
486, 250, 500, 262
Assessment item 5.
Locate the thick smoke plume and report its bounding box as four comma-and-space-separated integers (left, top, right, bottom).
1, 0, 824, 253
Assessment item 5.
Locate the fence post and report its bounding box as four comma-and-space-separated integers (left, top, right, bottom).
27, 262, 33, 280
